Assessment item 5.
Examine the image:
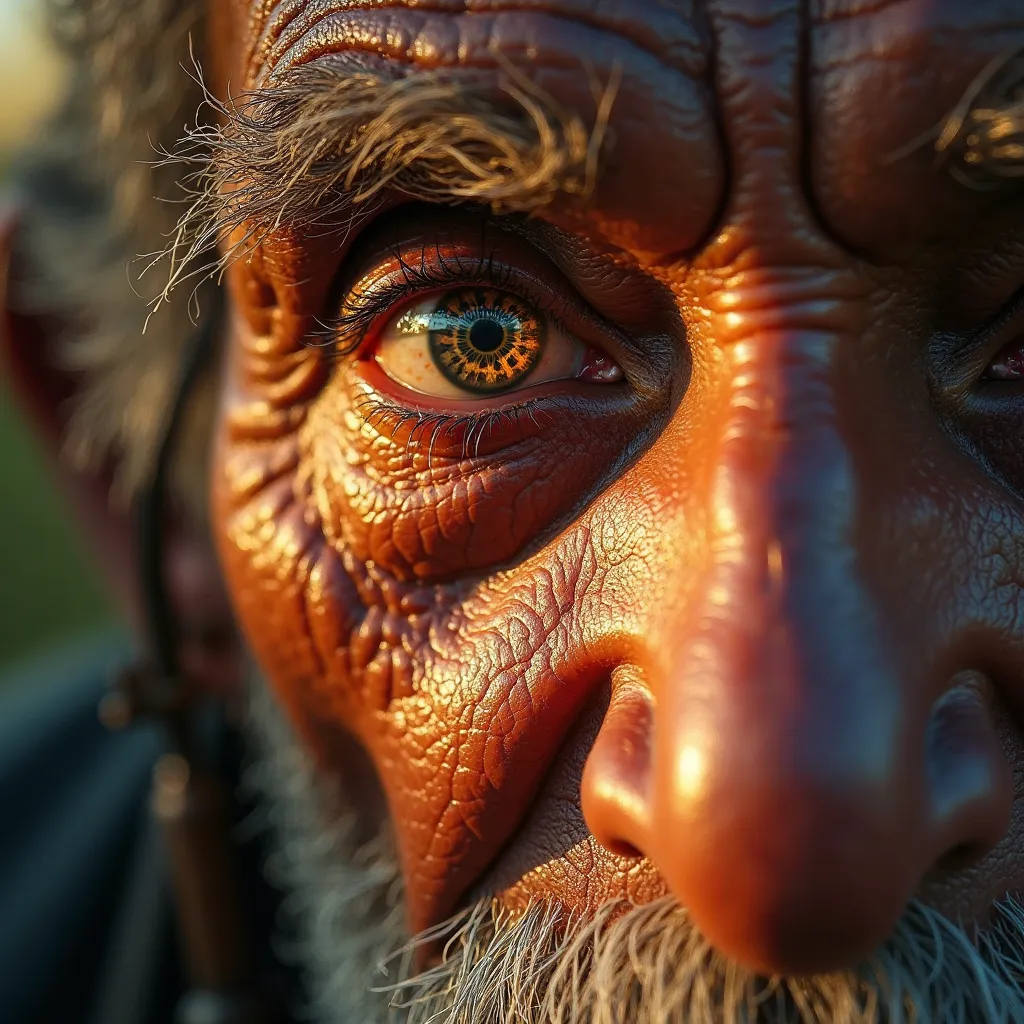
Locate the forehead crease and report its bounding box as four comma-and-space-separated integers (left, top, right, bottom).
807, 0, 1024, 255
810, 0, 1024, 149
249, 0, 709, 80
812, 0, 1023, 37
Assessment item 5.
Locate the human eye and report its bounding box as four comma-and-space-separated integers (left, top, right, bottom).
324, 215, 627, 419
374, 287, 620, 401
934, 283, 1024, 498
300, 211, 678, 582
984, 334, 1024, 379
977, 287, 1024, 383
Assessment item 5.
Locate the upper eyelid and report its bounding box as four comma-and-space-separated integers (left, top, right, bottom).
312, 240, 604, 356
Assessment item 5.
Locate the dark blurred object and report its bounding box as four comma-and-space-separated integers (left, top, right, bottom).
0, 631, 162, 1023
0, 631, 297, 1024
105, 298, 278, 1024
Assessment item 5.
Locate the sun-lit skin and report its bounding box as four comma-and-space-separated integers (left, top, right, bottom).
208, 0, 1024, 978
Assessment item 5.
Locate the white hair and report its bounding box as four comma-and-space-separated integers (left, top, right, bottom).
244, 683, 1024, 1024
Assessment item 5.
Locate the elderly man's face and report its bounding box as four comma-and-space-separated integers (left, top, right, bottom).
205, 0, 1024, 1014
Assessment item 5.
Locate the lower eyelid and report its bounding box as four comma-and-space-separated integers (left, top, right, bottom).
348, 363, 609, 456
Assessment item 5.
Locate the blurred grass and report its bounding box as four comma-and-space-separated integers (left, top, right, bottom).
0, 387, 114, 667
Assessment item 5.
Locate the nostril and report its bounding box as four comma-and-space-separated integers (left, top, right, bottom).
604, 838, 644, 859
936, 840, 986, 872
580, 674, 654, 860
926, 671, 1013, 863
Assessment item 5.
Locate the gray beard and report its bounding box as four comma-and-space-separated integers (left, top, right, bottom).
243, 681, 1024, 1024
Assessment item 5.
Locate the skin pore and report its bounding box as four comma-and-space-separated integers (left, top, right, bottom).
14, 0, 1024, 1020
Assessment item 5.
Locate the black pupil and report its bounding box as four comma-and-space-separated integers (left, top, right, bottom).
469, 317, 505, 353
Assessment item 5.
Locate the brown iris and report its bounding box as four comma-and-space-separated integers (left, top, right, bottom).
428, 288, 544, 393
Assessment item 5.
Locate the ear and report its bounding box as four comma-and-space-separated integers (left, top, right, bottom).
0, 209, 242, 703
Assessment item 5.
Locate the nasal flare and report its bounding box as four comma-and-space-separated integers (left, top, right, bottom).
580, 667, 1012, 975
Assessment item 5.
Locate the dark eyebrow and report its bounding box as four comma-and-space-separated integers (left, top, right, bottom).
153, 58, 618, 306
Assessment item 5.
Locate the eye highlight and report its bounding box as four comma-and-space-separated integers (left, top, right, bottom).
985, 338, 1024, 380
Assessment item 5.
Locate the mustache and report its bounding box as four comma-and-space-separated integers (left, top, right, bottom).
244, 678, 1024, 1024
375, 893, 1024, 1024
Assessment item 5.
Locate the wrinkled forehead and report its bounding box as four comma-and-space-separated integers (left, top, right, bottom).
224, 0, 1023, 259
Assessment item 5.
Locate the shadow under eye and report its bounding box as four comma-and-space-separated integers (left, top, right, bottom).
309, 363, 660, 584
345, 362, 632, 462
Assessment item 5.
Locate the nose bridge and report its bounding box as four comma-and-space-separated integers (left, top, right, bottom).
668, 304, 903, 711
621, 285, 976, 970
647, 314, 931, 964
630, 317, 929, 966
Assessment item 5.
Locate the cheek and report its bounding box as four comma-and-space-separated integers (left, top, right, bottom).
212, 348, 670, 924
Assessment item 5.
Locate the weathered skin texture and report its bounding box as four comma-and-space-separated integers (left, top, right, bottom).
209, 0, 1024, 977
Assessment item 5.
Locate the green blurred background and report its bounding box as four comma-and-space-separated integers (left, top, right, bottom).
1, 0, 116, 671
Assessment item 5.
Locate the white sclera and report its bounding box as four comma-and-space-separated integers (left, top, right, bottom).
374, 295, 587, 401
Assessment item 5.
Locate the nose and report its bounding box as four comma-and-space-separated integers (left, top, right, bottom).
580, 341, 1012, 976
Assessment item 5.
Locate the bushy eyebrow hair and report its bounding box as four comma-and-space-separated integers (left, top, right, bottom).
151, 45, 1023, 310
152, 59, 618, 307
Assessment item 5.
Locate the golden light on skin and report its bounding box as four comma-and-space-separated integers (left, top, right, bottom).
713, 503, 739, 538
676, 743, 709, 802
711, 284, 751, 343
767, 540, 784, 587
710, 504, 746, 563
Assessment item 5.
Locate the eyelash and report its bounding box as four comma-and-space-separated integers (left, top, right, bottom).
350, 388, 551, 463
308, 242, 569, 358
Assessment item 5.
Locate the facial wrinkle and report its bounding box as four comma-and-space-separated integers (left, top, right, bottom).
697, 0, 842, 271
251, 0, 710, 84
794, 0, 866, 260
